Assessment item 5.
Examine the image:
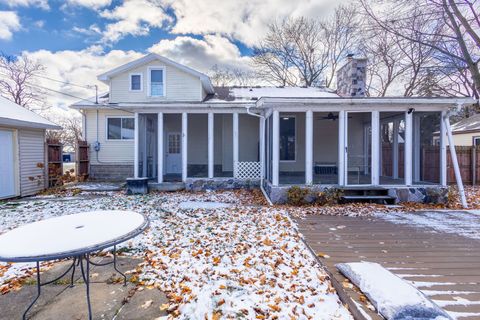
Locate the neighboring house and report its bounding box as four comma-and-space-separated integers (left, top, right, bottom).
0, 96, 61, 199
434, 114, 480, 146
70, 53, 475, 203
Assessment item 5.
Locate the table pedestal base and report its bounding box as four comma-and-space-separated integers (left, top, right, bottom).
23, 246, 127, 320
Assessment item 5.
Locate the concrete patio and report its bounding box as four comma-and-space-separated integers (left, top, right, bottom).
0, 256, 167, 320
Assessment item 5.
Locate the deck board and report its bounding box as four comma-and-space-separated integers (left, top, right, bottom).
295, 214, 480, 319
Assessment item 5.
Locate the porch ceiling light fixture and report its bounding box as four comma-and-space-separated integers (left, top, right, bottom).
282, 117, 290, 120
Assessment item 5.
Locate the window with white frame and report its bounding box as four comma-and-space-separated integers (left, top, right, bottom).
280, 116, 295, 161
474, 136, 480, 146
107, 117, 134, 140
149, 68, 164, 96
130, 73, 142, 91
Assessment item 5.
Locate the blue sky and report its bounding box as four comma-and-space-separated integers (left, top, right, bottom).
0, 0, 341, 111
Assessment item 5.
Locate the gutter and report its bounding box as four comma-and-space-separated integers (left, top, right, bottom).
245, 106, 273, 206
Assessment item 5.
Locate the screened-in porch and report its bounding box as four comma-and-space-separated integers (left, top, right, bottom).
264, 108, 447, 188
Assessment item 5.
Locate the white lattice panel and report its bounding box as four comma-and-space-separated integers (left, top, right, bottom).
235, 161, 261, 180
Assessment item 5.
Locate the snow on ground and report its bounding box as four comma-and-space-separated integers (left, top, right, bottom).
0, 190, 352, 319
375, 210, 480, 240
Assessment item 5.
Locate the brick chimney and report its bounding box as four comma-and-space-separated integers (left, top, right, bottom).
336, 54, 367, 97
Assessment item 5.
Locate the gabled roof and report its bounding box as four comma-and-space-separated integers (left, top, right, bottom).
97, 53, 215, 94
451, 113, 480, 133
0, 96, 61, 130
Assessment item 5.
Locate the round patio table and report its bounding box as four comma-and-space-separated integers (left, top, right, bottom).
0, 210, 149, 320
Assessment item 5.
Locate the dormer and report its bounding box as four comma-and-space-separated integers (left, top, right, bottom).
97, 53, 215, 103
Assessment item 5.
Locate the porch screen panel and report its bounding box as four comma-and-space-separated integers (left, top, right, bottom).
187, 114, 208, 177
413, 112, 441, 185
379, 112, 405, 185
239, 114, 260, 162
313, 112, 339, 185
214, 114, 233, 177
279, 112, 305, 185
267, 115, 273, 182
347, 112, 372, 185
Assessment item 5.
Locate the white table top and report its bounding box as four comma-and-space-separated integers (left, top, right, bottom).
0, 210, 147, 262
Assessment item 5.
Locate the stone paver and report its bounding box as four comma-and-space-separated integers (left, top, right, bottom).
0, 257, 168, 320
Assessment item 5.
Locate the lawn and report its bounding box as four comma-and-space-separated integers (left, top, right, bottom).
0, 189, 352, 320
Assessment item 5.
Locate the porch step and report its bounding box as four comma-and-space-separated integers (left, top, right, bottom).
149, 182, 185, 192
340, 187, 396, 205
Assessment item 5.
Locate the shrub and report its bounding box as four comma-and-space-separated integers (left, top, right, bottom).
316, 187, 344, 206
286, 186, 310, 206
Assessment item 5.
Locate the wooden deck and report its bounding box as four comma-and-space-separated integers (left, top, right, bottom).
295, 214, 480, 319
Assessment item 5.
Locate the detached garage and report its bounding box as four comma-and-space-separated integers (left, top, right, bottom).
0, 96, 61, 200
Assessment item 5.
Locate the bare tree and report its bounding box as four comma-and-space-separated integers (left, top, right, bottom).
359, 0, 480, 98
0, 53, 47, 111
252, 17, 329, 87
208, 64, 258, 87
322, 5, 360, 88
359, 30, 410, 96
46, 116, 82, 151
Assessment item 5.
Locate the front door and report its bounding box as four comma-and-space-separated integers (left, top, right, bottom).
166, 132, 181, 174
0, 130, 16, 199
345, 112, 373, 185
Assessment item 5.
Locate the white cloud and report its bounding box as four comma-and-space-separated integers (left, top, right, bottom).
23, 46, 143, 111
33, 20, 45, 28
0, 11, 21, 41
99, 0, 172, 44
148, 34, 251, 72
163, 0, 345, 46
3, 0, 49, 10
66, 0, 112, 9
72, 24, 102, 36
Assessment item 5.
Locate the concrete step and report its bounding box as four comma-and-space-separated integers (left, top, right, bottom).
341, 195, 396, 205
149, 182, 185, 192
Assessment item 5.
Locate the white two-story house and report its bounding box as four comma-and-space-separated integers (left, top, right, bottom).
70, 53, 474, 204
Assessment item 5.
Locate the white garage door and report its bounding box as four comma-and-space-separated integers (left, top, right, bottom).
0, 130, 16, 199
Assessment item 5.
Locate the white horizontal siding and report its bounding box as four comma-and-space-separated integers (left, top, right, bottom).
18, 128, 46, 197
85, 109, 134, 165
109, 60, 202, 103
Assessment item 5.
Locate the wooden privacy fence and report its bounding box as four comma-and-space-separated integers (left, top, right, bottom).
446, 146, 480, 185
382, 145, 480, 185
46, 140, 63, 187
76, 140, 90, 181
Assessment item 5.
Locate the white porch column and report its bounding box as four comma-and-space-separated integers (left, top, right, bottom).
338, 111, 346, 186
233, 113, 239, 178
208, 112, 214, 178
157, 112, 163, 183
405, 111, 413, 185
444, 114, 467, 208
440, 110, 448, 186
392, 120, 399, 179
259, 117, 265, 180
272, 110, 280, 186
413, 115, 421, 182
134, 112, 139, 178
305, 110, 313, 185
182, 112, 188, 182
371, 111, 380, 185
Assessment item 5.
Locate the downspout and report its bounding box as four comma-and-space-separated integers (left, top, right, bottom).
443, 106, 468, 208
246, 105, 273, 206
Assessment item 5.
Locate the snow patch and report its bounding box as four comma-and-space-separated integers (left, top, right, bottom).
337, 261, 451, 320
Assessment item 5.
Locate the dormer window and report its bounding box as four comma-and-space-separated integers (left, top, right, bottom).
129, 73, 142, 91
149, 67, 165, 97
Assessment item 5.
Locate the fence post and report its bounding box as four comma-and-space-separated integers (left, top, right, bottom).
473, 146, 477, 186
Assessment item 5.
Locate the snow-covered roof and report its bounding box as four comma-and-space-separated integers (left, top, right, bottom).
451, 113, 480, 133
97, 53, 215, 94
0, 96, 61, 130
210, 86, 339, 101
